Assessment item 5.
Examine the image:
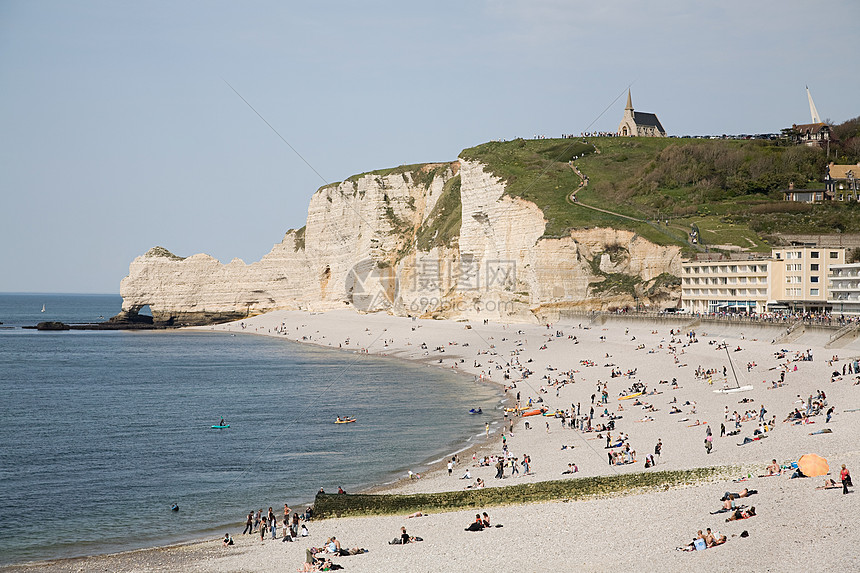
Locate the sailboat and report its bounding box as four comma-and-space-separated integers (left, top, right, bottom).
713, 340, 753, 393
41, 304, 46, 312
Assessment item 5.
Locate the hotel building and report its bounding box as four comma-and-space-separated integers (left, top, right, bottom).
681, 247, 847, 314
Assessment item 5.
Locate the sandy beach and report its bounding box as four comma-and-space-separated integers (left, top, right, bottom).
7, 311, 860, 572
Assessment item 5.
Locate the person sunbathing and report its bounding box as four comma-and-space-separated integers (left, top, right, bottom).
726, 506, 756, 521
711, 500, 746, 513
816, 478, 841, 490
721, 488, 756, 501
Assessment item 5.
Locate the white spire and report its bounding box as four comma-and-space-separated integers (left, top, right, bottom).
807, 86, 821, 124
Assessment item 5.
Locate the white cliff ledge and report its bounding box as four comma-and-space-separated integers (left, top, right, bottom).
118, 158, 682, 326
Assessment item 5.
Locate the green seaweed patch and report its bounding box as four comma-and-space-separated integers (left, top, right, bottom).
313, 465, 739, 519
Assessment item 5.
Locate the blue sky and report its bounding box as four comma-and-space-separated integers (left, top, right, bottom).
1, 0, 859, 293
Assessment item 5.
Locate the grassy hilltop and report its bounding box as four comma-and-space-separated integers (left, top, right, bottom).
461, 134, 860, 254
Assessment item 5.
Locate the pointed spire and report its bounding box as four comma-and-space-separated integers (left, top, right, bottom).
625, 89, 633, 111
807, 86, 821, 124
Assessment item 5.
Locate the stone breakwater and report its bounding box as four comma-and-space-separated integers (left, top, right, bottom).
117, 158, 682, 326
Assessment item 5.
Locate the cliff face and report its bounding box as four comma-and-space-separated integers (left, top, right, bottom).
119, 159, 682, 325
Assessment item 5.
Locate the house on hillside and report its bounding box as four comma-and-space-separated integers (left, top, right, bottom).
825, 162, 860, 201
783, 182, 825, 203
617, 90, 666, 137
791, 122, 831, 147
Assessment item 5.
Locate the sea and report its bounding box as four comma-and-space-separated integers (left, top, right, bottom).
0, 294, 503, 566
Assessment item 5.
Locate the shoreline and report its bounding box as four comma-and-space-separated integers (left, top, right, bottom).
0, 314, 511, 570
5, 310, 860, 572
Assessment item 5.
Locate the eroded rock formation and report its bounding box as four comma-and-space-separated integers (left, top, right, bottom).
118, 159, 682, 326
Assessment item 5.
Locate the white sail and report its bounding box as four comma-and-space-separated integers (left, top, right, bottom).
807, 86, 821, 124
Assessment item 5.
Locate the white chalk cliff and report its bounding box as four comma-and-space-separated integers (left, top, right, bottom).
118, 158, 682, 325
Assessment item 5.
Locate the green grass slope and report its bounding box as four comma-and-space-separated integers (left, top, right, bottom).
461, 136, 860, 252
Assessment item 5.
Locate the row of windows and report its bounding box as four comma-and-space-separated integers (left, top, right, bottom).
785, 275, 820, 283
684, 287, 827, 298
683, 277, 768, 285
785, 288, 820, 297
682, 288, 768, 297
775, 251, 840, 260
785, 263, 820, 271
683, 264, 768, 274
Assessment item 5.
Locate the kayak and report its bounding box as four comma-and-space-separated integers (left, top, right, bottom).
211, 425, 230, 429
522, 408, 547, 417
618, 392, 643, 400
469, 408, 483, 415
504, 406, 531, 412
335, 419, 356, 424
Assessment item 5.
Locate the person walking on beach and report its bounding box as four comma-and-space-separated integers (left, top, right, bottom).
448, 460, 454, 476
655, 439, 662, 460
243, 510, 254, 535
705, 434, 713, 454
841, 464, 852, 494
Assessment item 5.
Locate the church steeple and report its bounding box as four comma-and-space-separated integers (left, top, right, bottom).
625, 89, 633, 111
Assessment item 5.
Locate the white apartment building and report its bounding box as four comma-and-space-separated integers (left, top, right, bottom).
680, 247, 847, 314
680, 259, 770, 314
829, 263, 860, 316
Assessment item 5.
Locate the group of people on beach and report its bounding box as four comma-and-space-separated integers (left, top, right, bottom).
241, 505, 311, 542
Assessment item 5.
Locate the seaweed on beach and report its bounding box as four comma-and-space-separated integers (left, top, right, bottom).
313, 465, 741, 518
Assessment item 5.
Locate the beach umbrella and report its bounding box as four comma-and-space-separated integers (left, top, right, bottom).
797, 453, 829, 477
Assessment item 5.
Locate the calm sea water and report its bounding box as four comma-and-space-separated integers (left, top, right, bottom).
0, 294, 502, 566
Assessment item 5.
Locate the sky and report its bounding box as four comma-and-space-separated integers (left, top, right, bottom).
1, 0, 859, 294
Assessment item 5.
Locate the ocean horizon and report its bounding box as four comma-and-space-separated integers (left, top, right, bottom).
0, 294, 503, 566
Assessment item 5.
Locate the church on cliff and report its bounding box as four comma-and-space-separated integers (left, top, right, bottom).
617, 90, 666, 137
